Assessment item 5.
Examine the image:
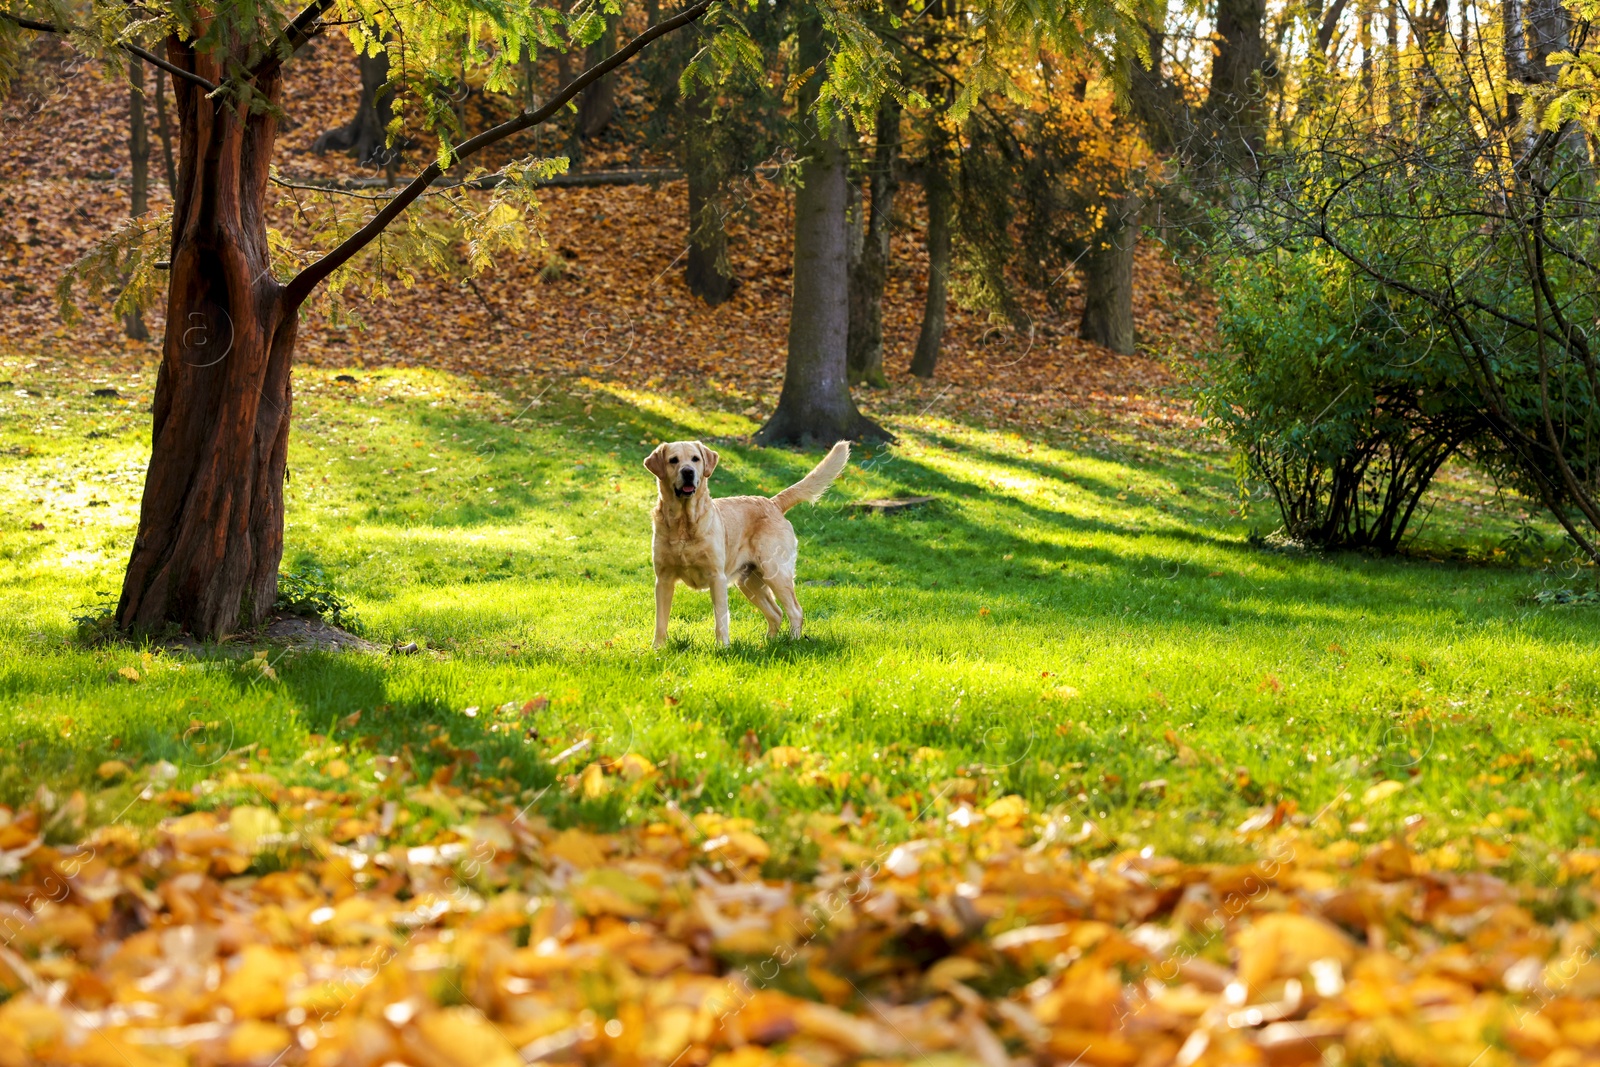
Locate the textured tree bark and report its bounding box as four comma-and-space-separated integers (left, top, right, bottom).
1079, 195, 1140, 355
1522, 0, 1571, 77
1385, 0, 1402, 117
755, 17, 887, 445
1201, 0, 1269, 158
683, 92, 734, 304
107, 1, 712, 639
1358, 5, 1373, 118
118, 40, 296, 638
577, 22, 618, 139
909, 163, 951, 379
312, 45, 393, 164
152, 66, 178, 193
123, 60, 151, 342
1129, 28, 1188, 153
847, 97, 899, 388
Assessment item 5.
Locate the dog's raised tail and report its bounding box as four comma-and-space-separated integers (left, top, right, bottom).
772, 441, 851, 513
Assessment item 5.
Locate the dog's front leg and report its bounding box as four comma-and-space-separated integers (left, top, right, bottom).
710, 575, 731, 648
653, 575, 675, 649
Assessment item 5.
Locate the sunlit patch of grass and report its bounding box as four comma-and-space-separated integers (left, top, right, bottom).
1, 355, 1597, 870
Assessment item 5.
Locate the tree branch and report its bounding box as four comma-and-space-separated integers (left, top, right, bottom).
282, 0, 713, 307
269, 166, 686, 198
248, 0, 337, 83
1, 12, 219, 92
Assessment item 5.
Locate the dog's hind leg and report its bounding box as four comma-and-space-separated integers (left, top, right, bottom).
738, 576, 783, 637
767, 577, 803, 639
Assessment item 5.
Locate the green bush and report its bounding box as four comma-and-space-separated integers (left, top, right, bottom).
1198, 251, 1483, 551
274, 569, 362, 633
1182, 53, 1600, 563
71, 591, 122, 645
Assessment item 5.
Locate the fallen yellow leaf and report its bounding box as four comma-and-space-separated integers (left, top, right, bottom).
1235, 912, 1357, 992
1362, 780, 1405, 805
96, 760, 130, 782
546, 827, 608, 868
412, 1005, 524, 1067
217, 944, 302, 1019
228, 805, 283, 853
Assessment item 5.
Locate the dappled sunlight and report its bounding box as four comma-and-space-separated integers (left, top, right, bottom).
3, 358, 1597, 853
5, 0, 1600, 1052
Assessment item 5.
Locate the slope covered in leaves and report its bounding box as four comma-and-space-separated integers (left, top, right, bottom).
0, 32, 1211, 453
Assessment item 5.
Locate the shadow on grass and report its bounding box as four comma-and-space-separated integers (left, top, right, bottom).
315, 383, 1555, 647
251, 376, 1580, 685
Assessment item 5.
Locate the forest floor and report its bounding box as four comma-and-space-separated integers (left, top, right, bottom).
5, 32, 1600, 1067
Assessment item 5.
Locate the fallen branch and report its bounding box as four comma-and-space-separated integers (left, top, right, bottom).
270, 167, 686, 199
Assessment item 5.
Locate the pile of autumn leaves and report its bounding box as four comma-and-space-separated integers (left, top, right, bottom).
6, 772, 1600, 1067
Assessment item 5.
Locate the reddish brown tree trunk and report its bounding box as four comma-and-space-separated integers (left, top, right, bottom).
118, 40, 296, 638
108, 3, 711, 639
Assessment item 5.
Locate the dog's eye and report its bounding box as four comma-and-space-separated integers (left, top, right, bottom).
669, 457, 678, 464
688, 456, 698, 463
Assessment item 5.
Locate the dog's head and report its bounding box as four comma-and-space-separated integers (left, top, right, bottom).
644, 440, 719, 500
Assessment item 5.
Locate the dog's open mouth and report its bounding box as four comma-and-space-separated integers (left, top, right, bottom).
675, 484, 696, 497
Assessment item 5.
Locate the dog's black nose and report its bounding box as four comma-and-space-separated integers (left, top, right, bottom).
682, 471, 696, 485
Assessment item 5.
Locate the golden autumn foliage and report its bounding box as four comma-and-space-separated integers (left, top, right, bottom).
5, 783, 1600, 1065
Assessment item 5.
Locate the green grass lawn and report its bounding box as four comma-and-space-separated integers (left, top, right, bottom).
3, 356, 1598, 874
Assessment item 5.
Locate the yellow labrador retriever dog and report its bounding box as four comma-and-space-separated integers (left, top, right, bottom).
645, 440, 850, 648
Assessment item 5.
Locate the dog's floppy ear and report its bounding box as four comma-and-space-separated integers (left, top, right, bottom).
699, 443, 719, 479
644, 444, 668, 480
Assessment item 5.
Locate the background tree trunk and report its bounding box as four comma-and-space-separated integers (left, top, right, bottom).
1359, 4, 1374, 120
1078, 195, 1140, 354
848, 97, 899, 388
1202, 0, 1269, 159
684, 92, 734, 304
755, 16, 887, 445
119, 40, 296, 639
1129, 27, 1188, 153
1385, 0, 1402, 121
909, 162, 951, 379
1523, 0, 1570, 78
577, 22, 618, 140
123, 60, 151, 342
312, 44, 394, 164
152, 66, 178, 193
